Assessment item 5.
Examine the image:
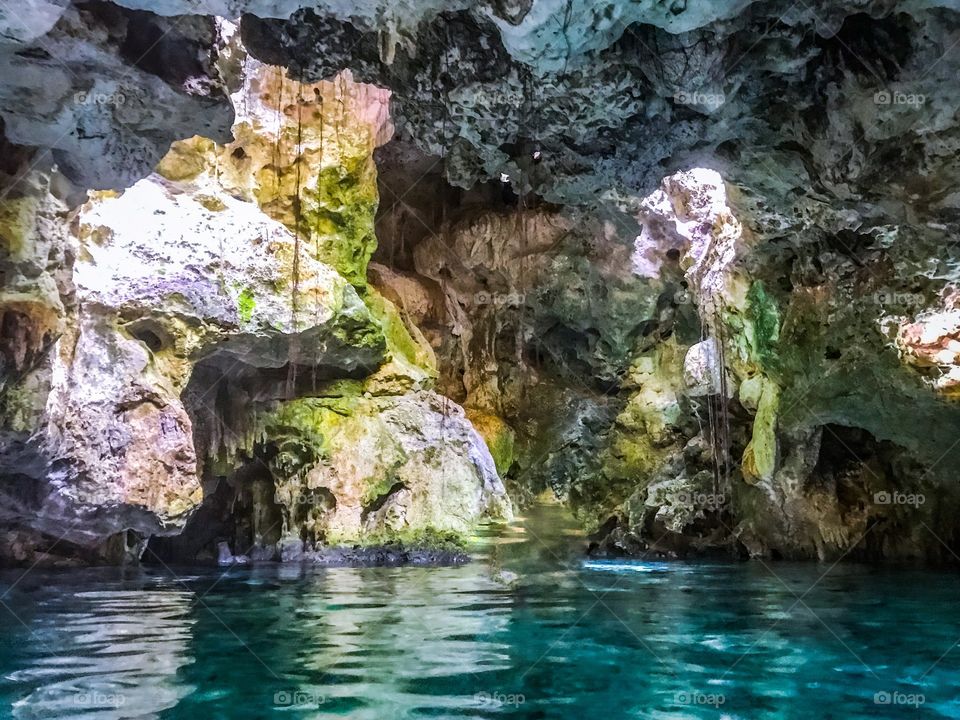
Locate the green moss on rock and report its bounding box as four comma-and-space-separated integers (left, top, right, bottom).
363, 288, 437, 373
746, 280, 781, 369
355, 526, 469, 552
236, 286, 256, 323
743, 378, 780, 483
466, 410, 516, 476
301, 162, 379, 288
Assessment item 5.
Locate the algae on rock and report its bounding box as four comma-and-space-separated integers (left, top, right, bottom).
258, 391, 512, 552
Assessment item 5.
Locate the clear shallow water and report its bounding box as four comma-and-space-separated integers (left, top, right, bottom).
1, 509, 959, 719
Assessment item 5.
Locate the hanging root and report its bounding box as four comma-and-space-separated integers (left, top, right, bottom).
700, 304, 732, 499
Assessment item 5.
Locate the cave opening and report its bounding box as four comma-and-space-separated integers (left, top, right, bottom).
813, 424, 887, 508
125, 318, 170, 353
144, 449, 284, 565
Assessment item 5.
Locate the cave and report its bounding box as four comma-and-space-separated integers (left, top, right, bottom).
145, 453, 285, 565
3, 0, 960, 716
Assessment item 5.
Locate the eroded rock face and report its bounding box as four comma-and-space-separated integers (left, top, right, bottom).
897, 290, 960, 397
263, 390, 510, 551
0, 28, 505, 564
0, 165, 390, 560
5, 0, 960, 565
0, 3, 234, 191
373, 161, 960, 563
158, 48, 394, 286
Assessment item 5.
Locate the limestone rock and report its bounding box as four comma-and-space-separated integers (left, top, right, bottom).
6, 0, 960, 566
157, 53, 393, 287
741, 378, 780, 484
465, 409, 516, 477
897, 292, 960, 396
683, 339, 721, 397
0, 165, 388, 558
263, 390, 512, 546
0, 4, 234, 190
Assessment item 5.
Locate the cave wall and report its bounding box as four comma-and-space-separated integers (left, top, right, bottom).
3, 0, 960, 563
0, 20, 511, 565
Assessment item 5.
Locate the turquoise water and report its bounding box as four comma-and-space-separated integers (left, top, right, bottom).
1, 509, 959, 719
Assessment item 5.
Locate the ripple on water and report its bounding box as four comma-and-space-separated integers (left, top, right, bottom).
5, 589, 196, 719
1, 560, 960, 719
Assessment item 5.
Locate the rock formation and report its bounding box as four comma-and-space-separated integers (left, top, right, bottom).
0, 24, 510, 565
3, 0, 960, 564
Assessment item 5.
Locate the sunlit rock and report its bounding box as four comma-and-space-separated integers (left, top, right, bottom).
157, 47, 393, 287
4, 166, 387, 554
261, 390, 512, 547
897, 290, 960, 397
682, 339, 721, 397
5, 0, 960, 567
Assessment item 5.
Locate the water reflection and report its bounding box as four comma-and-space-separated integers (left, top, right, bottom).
1, 507, 960, 719
1, 574, 194, 719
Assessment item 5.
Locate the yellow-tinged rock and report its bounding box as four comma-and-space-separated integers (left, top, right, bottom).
741, 441, 761, 485
466, 410, 516, 476
738, 374, 765, 413
155, 59, 392, 287
746, 377, 780, 482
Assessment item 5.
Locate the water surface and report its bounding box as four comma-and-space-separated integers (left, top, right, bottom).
1, 509, 958, 719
